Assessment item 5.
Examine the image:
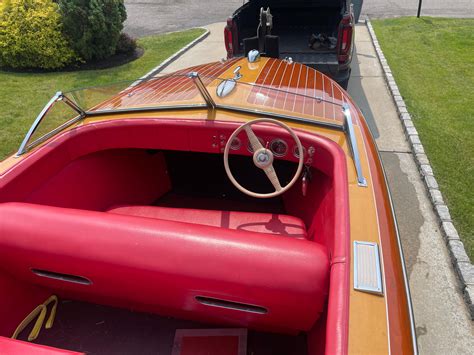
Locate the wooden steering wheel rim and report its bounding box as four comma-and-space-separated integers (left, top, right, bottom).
223, 118, 304, 198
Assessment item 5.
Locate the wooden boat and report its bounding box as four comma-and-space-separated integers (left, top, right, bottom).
0, 55, 417, 354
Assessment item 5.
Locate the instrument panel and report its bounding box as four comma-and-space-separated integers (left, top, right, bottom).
229, 135, 309, 160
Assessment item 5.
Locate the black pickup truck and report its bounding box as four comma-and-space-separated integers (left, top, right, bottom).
224, 0, 359, 89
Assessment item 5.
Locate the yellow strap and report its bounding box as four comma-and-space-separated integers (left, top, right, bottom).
11, 304, 47, 341
11, 295, 58, 341
43, 295, 58, 329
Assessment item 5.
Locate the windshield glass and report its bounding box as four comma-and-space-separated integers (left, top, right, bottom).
68, 72, 345, 122
19, 69, 346, 155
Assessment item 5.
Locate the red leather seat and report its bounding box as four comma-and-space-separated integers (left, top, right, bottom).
107, 205, 308, 239
0, 337, 83, 355
0, 202, 329, 334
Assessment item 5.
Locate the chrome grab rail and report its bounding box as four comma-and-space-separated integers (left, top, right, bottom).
16, 92, 86, 156
342, 103, 367, 187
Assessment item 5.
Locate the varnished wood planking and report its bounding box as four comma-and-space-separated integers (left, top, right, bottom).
249, 58, 345, 121
94, 59, 240, 110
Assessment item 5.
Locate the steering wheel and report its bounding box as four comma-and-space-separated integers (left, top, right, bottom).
223, 118, 304, 198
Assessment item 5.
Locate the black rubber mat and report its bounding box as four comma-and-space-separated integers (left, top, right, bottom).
19, 300, 307, 355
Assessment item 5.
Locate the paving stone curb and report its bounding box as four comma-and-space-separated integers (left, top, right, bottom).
366, 19, 474, 319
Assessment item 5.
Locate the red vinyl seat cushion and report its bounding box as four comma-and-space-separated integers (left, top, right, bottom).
0, 202, 329, 334
107, 205, 308, 239
0, 337, 83, 354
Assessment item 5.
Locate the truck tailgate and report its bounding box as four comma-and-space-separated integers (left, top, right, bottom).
284, 53, 339, 66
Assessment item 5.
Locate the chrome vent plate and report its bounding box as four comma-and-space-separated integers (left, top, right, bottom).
353, 241, 383, 295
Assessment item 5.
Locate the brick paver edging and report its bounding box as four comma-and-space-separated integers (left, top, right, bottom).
365, 19, 474, 319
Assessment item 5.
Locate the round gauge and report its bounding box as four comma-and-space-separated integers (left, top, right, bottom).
270, 139, 288, 157
293, 145, 306, 159
247, 137, 265, 153
230, 137, 241, 150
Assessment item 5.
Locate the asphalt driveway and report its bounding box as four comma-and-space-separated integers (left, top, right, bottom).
124, 0, 241, 37
123, 0, 474, 38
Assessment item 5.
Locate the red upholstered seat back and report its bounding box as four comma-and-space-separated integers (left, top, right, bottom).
0, 202, 329, 334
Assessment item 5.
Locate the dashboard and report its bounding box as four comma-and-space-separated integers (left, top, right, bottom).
227, 134, 314, 161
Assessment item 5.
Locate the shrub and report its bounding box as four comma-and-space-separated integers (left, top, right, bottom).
58, 0, 127, 61
116, 32, 137, 54
0, 0, 76, 69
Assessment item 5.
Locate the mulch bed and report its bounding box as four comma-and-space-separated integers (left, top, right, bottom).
0, 47, 144, 73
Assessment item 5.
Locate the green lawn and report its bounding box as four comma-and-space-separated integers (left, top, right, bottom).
0, 28, 205, 159
372, 17, 473, 260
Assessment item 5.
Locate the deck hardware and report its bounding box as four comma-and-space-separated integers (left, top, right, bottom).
342, 103, 367, 187
16, 92, 86, 156
233, 66, 242, 80
216, 79, 237, 98
248, 49, 261, 62
195, 296, 267, 314
353, 241, 383, 295
187, 72, 216, 110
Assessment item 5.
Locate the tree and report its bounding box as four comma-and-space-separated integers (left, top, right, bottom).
58, 0, 127, 61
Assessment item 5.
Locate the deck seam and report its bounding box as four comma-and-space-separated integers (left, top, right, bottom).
366, 18, 474, 320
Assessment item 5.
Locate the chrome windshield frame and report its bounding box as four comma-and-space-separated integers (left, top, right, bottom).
16, 92, 86, 156
16, 73, 348, 156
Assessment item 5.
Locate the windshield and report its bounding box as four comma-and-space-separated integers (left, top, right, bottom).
17, 67, 346, 155
71, 72, 345, 119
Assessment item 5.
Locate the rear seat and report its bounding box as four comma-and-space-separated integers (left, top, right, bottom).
0, 202, 329, 334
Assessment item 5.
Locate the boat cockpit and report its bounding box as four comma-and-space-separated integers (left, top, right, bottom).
0, 71, 352, 354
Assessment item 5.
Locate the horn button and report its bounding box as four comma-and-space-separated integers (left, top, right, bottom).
253, 148, 274, 169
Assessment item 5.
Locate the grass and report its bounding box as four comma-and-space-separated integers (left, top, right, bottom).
0, 28, 205, 159
372, 17, 474, 260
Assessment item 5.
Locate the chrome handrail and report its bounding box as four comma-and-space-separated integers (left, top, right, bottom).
16, 92, 86, 156
342, 103, 367, 187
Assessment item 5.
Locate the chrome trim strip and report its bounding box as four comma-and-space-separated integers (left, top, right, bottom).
86, 104, 208, 116
376, 144, 419, 354
354, 241, 383, 295
218, 104, 344, 130
342, 103, 367, 187
89, 103, 344, 131
187, 72, 216, 109
362, 113, 419, 353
